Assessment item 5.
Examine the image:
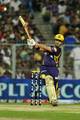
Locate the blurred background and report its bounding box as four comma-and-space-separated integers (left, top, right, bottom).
0, 0, 80, 80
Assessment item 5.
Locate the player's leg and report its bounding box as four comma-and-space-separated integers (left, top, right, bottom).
40, 73, 57, 106
54, 77, 60, 99
45, 75, 57, 106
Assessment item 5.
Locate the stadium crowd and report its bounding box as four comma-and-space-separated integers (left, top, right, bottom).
0, 0, 80, 79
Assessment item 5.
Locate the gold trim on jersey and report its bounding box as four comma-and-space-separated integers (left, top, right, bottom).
54, 53, 61, 64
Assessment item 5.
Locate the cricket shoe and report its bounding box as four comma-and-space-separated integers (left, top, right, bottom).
51, 100, 58, 106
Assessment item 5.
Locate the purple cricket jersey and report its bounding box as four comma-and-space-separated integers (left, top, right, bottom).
40, 46, 61, 77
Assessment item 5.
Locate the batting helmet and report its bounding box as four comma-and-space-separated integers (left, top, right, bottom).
54, 34, 64, 42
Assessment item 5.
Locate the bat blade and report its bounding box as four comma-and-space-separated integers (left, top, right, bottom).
19, 16, 32, 39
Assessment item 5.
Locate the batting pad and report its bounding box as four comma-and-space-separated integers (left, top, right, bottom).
45, 75, 57, 103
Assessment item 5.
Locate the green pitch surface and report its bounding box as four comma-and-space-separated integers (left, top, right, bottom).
0, 103, 80, 120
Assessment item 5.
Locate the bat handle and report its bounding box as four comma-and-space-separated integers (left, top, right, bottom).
24, 27, 32, 39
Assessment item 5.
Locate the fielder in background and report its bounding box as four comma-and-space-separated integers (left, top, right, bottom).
27, 34, 64, 106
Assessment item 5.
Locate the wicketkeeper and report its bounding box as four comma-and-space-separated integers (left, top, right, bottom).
19, 16, 64, 106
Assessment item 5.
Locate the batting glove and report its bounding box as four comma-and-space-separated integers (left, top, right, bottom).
27, 39, 36, 49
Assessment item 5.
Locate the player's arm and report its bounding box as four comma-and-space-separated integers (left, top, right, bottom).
35, 43, 51, 52
35, 43, 60, 54
27, 38, 52, 52
27, 38, 59, 54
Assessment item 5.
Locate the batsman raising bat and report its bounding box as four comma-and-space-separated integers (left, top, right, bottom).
19, 16, 64, 106
19, 16, 36, 48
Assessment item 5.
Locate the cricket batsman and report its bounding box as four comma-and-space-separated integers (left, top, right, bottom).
27, 34, 64, 106
19, 16, 64, 106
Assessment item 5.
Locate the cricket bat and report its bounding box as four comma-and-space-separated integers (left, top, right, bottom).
19, 16, 32, 39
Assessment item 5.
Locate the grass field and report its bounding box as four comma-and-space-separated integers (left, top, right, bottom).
0, 103, 80, 120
